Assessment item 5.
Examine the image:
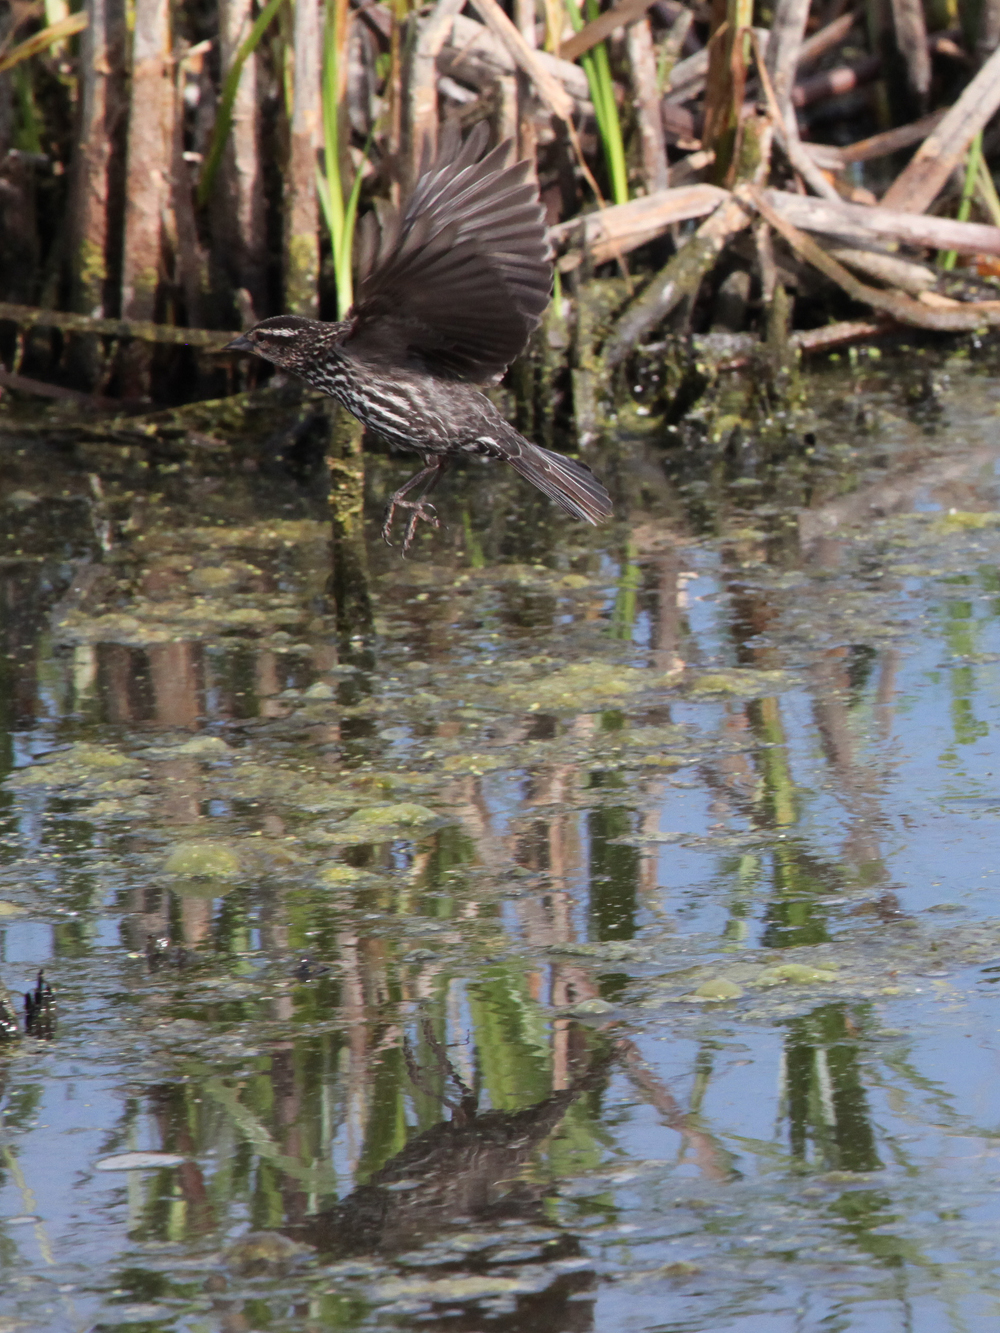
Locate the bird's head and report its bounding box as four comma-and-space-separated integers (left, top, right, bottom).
226, 316, 349, 375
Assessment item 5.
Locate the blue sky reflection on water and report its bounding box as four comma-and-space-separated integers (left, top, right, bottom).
0, 357, 998, 1330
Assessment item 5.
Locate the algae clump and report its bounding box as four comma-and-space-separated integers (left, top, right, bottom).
498, 662, 671, 711
692, 978, 744, 1000
337, 803, 438, 841
755, 963, 838, 987
165, 841, 241, 878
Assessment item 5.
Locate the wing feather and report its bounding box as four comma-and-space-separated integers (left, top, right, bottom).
346, 125, 551, 382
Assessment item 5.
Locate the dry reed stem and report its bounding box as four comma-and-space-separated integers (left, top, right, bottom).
626, 17, 668, 193
882, 42, 1000, 212
285, 0, 322, 316
889, 0, 929, 105
745, 183, 1000, 331
761, 188, 1000, 257
559, 0, 657, 63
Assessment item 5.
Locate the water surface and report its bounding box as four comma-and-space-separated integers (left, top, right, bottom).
1, 349, 999, 1332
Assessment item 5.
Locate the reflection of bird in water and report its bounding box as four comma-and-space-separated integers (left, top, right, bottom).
228, 125, 612, 553
287, 1028, 613, 1331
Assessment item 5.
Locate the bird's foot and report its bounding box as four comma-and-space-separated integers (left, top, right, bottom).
381, 499, 441, 555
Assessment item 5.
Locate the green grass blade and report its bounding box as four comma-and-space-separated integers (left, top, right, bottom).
939, 131, 982, 272
565, 0, 629, 205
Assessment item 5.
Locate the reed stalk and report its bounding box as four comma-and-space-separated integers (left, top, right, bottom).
564, 0, 629, 205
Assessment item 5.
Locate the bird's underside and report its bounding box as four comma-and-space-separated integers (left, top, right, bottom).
228, 123, 613, 553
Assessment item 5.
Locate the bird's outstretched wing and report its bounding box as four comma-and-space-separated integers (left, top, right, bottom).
343, 123, 551, 383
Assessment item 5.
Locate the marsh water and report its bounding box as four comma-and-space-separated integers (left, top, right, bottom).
1, 348, 1000, 1333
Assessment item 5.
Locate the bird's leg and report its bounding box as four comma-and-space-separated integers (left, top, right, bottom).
381, 457, 449, 554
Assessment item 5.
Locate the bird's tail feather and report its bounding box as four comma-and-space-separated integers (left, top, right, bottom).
501, 437, 613, 526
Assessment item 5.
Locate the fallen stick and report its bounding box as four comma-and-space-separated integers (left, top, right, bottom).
550, 183, 729, 265
744, 183, 1000, 331
0, 368, 118, 408
797, 11, 856, 68
838, 111, 944, 164
881, 42, 1000, 212
761, 187, 1000, 257
603, 194, 753, 367
0, 301, 233, 348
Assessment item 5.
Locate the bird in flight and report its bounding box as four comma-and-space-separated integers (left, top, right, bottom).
227, 124, 613, 553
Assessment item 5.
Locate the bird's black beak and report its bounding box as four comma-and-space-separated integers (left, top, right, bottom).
225, 334, 255, 353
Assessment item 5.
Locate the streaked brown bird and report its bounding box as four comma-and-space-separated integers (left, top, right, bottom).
227, 124, 612, 553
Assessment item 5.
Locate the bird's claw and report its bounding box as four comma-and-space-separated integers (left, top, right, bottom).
381, 499, 441, 555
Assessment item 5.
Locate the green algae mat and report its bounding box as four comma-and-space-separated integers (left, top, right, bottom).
0, 347, 999, 1332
